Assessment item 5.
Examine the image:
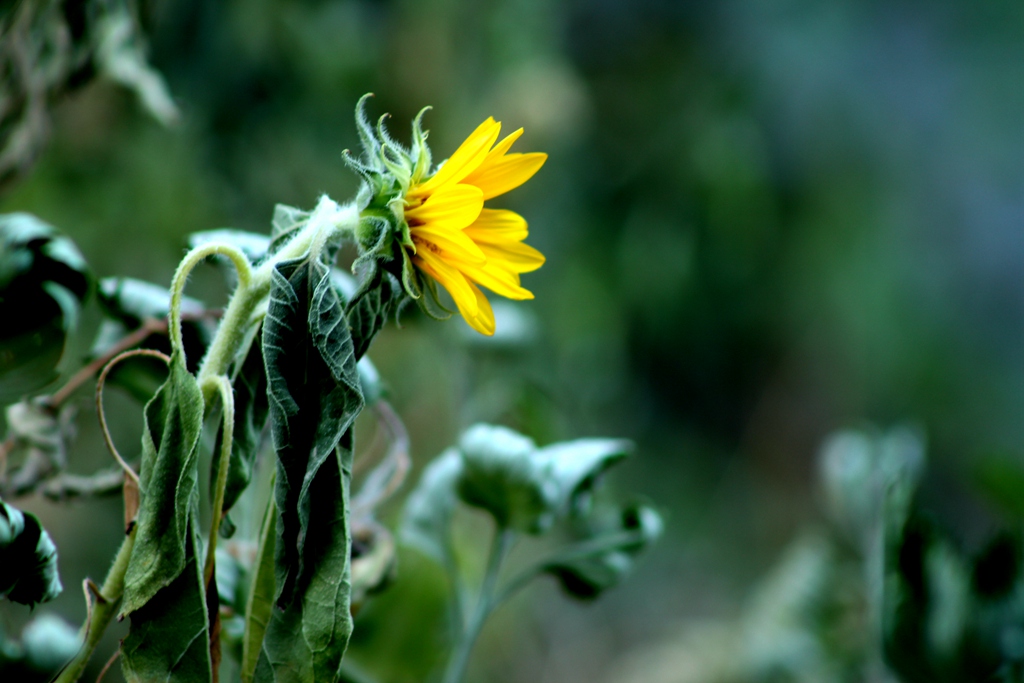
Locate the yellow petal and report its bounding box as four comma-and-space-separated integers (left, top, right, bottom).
465, 281, 496, 335
479, 128, 524, 166
405, 184, 483, 232
478, 240, 546, 273
411, 225, 486, 264
463, 152, 547, 201
463, 209, 528, 243
414, 251, 479, 317
457, 260, 535, 300
410, 119, 501, 197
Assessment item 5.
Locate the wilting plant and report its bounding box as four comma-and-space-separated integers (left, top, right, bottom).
0, 96, 658, 683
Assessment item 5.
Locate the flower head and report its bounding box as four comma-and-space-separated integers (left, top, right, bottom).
348, 98, 546, 336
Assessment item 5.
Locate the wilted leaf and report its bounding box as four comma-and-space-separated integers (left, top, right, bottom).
121, 351, 206, 615
263, 253, 362, 604
241, 502, 276, 683
258, 251, 363, 680
0, 500, 62, 606
0, 213, 89, 399
544, 503, 662, 600
255, 443, 355, 683
456, 424, 557, 533
400, 449, 463, 564
121, 520, 212, 683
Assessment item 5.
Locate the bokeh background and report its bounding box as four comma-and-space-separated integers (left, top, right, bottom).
1, 0, 1021, 681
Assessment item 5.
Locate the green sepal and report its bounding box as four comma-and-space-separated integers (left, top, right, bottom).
0, 500, 62, 606
121, 350, 206, 616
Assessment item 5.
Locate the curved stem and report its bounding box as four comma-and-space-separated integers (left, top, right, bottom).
202, 375, 234, 589
95, 348, 171, 491
169, 243, 252, 357
442, 528, 514, 683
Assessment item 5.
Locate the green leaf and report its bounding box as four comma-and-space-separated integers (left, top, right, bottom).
543, 503, 662, 600
0, 500, 62, 606
534, 438, 632, 516
255, 443, 355, 683
263, 254, 363, 604
0, 213, 90, 399
121, 351, 206, 615
211, 336, 270, 538
121, 519, 212, 683
456, 424, 557, 534
400, 449, 463, 564
257, 252, 364, 680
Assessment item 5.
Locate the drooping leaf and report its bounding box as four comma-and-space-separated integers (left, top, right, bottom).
534, 438, 633, 516
121, 350, 206, 615
1, 397, 73, 497
400, 449, 463, 564
0, 213, 89, 399
0, 500, 62, 606
258, 252, 363, 680
121, 519, 212, 683
263, 254, 362, 605
211, 335, 270, 538
255, 442, 356, 683
456, 424, 558, 534
544, 503, 662, 600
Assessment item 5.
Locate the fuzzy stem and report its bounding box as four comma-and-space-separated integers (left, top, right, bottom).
202, 375, 235, 589
53, 526, 137, 683
442, 528, 514, 683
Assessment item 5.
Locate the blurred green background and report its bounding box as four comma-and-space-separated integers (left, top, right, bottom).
1, 0, 1021, 681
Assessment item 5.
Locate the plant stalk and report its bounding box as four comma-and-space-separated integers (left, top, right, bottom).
54, 525, 137, 683
442, 528, 514, 683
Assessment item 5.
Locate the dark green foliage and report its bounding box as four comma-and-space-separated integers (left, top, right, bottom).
0, 213, 89, 400
0, 500, 61, 606
258, 252, 364, 680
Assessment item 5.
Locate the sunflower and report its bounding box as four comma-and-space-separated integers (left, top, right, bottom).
402, 118, 546, 335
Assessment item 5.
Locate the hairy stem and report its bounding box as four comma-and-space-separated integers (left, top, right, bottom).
202, 376, 235, 589
53, 526, 137, 683
442, 528, 514, 683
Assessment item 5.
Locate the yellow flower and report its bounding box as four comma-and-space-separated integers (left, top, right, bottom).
403, 118, 547, 335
